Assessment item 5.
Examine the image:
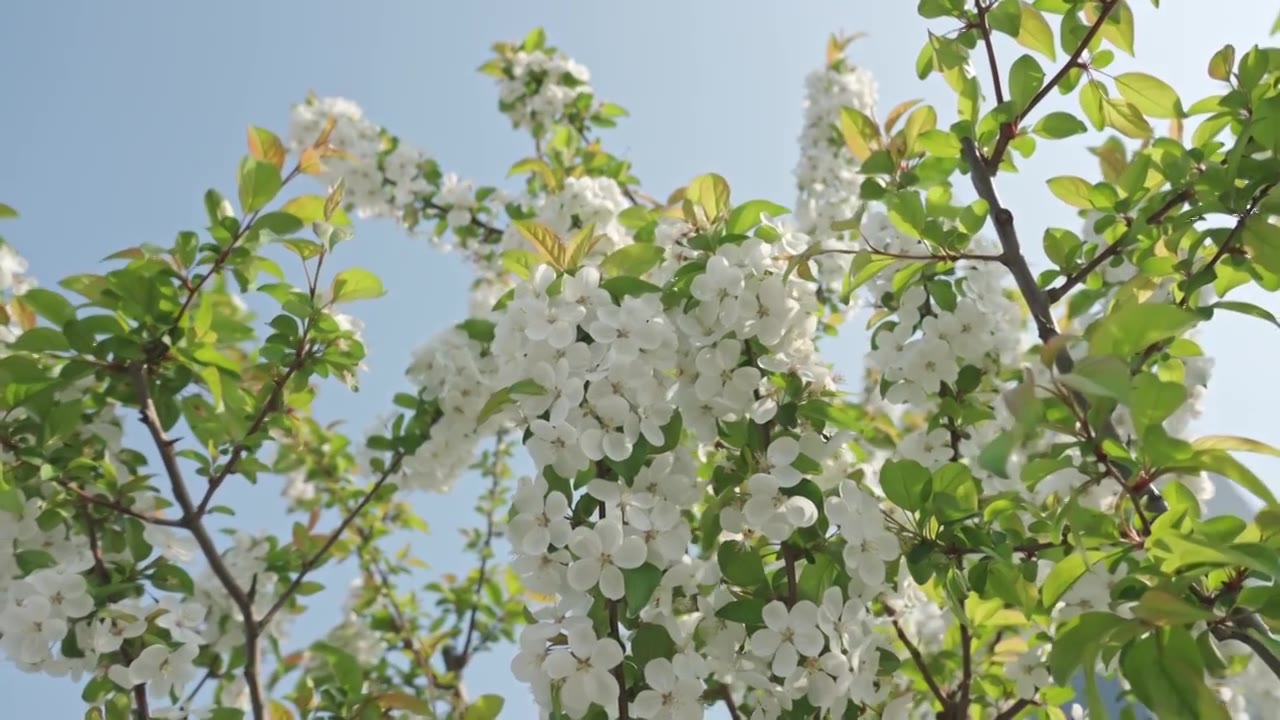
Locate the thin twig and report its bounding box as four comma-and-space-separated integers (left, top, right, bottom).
958, 623, 973, 715
995, 698, 1037, 720
1046, 187, 1195, 303
258, 454, 405, 628
60, 481, 186, 527
171, 167, 302, 331
598, 502, 629, 720
130, 364, 266, 720
974, 1, 1006, 106
960, 137, 1159, 533
988, 0, 1118, 169
890, 616, 949, 708
459, 433, 508, 664
718, 684, 742, 720
79, 503, 151, 720
1182, 183, 1275, 309
782, 544, 798, 608
195, 345, 312, 515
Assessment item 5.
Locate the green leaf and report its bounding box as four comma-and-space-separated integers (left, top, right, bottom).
1129, 373, 1187, 434
1114, 72, 1182, 119
247, 126, 287, 170
1079, 80, 1106, 130
879, 459, 932, 513
1149, 531, 1280, 578
151, 563, 195, 594
329, 268, 385, 304
1015, 1, 1056, 59
0, 203, 17, 219
727, 200, 790, 234
717, 540, 766, 587
19, 288, 76, 326
715, 598, 766, 625
1208, 300, 1280, 328
280, 195, 351, 226
376, 692, 433, 715
1033, 111, 1088, 139
1192, 435, 1280, 458
902, 105, 937, 155
630, 623, 676, 666
1046, 176, 1094, 210
515, 220, 566, 270
1089, 302, 1199, 358
1104, 98, 1153, 139
1049, 612, 1128, 683
687, 173, 732, 222
930, 463, 979, 522
1190, 449, 1278, 506
462, 695, 505, 720
1009, 54, 1045, 108
839, 107, 878, 162
1208, 45, 1236, 82
1042, 550, 1117, 609
237, 157, 283, 214
599, 244, 665, 279
1243, 215, 1280, 276
624, 563, 663, 617
1133, 589, 1218, 626
477, 379, 547, 424
9, 327, 69, 353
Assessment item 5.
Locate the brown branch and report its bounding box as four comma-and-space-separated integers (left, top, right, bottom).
171, 167, 302, 331
357, 539, 439, 689
961, 137, 1160, 533
989, 0, 1118, 169
974, 1, 1006, 106
1183, 182, 1275, 309
459, 433, 507, 664
257, 455, 405, 629
1046, 187, 1196, 303
129, 363, 266, 720
958, 623, 973, 715
718, 684, 742, 720
1134, 182, 1276, 370
597, 503, 629, 720
78, 504, 150, 720
780, 543, 799, 607
995, 698, 1037, 720
195, 342, 312, 515
60, 481, 186, 527
890, 616, 949, 709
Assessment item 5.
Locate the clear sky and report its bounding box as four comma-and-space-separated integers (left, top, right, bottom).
1, 1, 1277, 716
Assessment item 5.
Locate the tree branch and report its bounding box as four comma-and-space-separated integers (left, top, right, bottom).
258, 453, 405, 629
598, 503, 629, 720
995, 698, 1037, 720
960, 137, 1162, 532
78, 503, 151, 720
1046, 186, 1196, 303
891, 616, 950, 709
129, 363, 266, 720
60, 481, 186, 527
988, 0, 1118, 169
195, 341, 313, 515
974, 1, 1006, 106
717, 684, 742, 720
459, 433, 508, 664
957, 623, 973, 716
782, 543, 799, 608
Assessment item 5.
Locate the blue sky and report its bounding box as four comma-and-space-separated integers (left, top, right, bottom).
1, 1, 1277, 716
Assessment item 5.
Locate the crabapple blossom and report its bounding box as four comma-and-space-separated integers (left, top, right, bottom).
566, 518, 647, 600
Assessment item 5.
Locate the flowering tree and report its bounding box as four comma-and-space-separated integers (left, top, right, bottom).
5, 2, 1280, 718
